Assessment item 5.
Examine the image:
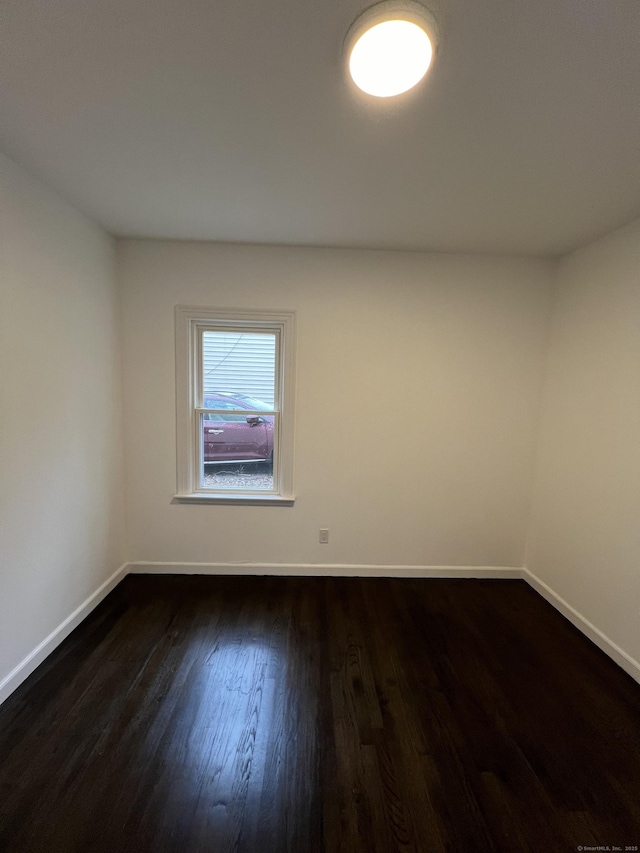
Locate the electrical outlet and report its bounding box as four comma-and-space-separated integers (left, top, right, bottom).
319, 528, 329, 544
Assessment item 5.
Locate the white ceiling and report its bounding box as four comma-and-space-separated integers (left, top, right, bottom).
1, 0, 639, 256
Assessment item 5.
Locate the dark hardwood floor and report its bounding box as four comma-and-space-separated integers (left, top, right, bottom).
0, 576, 639, 852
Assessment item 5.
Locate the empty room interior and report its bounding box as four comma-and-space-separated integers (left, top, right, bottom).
1, 0, 639, 850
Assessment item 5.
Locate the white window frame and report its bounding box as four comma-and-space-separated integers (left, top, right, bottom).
174, 306, 296, 505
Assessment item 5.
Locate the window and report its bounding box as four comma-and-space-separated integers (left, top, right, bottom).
174, 307, 296, 504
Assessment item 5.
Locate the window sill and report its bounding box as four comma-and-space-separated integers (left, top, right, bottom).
172, 493, 295, 506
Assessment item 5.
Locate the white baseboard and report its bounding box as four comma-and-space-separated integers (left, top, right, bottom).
3, 561, 638, 708
0, 562, 129, 707
131, 562, 640, 685
524, 568, 640, 684
126, 561, 523, 579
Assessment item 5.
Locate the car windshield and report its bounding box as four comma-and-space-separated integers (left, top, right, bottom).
234, 395, 271, 410
204, 398, 246, 410
204, 395, 270, 411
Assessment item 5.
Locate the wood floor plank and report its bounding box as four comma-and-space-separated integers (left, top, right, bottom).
0, 575, 639, 852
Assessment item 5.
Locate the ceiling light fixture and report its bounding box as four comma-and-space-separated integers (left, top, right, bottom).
345, 0, 439, 98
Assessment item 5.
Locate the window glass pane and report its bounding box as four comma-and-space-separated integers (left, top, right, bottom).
202, 413, 274, 491
202, 331, 276, 408
175, 307, 294, 501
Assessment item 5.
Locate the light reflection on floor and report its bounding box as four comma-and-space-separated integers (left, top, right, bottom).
152, 632, 284, 827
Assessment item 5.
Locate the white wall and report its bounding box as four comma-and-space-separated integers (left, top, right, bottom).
0, 154, 125, 691
3, 155, 638, 696
527, 218, 640, 669
118, 240, 553, 569
1, 144, 637, 698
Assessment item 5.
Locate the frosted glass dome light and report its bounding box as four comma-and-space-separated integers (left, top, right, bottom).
346, 1, 439, 98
